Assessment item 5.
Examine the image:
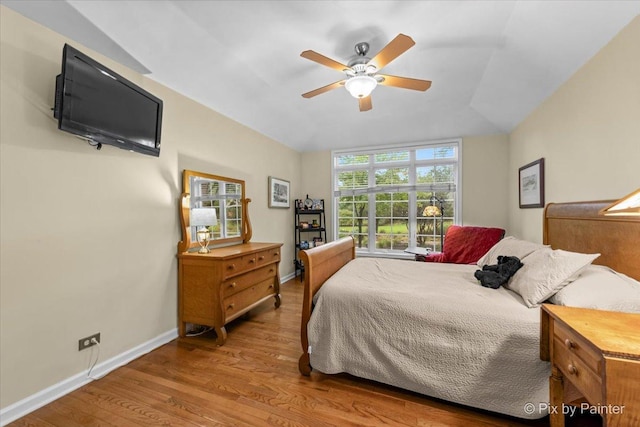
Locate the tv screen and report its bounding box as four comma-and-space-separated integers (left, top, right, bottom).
54, 44, 163, 157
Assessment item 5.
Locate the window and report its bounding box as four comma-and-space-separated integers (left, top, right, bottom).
333, 140, 461, 256
191, 179, 243, 240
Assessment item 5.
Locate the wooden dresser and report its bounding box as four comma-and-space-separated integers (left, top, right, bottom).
541, 304, 640, 427
178, 242, 282, 345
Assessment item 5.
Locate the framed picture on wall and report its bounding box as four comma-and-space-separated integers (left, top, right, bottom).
268, 176, 290, 208
519, 158, 545, 208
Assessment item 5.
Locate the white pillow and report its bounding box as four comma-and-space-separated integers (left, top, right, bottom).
507, 248, 600, 308
549, 265, 640, 313
476, 236, 547, 267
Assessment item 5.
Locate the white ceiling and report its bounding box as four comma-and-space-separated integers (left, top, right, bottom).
4, 1, 639, 152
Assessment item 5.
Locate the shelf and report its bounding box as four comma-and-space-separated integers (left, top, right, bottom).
296, 209, 324, 214
294, 198, 326, 282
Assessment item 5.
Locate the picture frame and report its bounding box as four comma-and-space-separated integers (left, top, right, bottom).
519, 158, 545, 208
311, 199, 324, 210
268, 176, 290, 208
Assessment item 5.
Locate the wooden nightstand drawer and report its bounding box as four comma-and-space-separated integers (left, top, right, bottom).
554, 323, 601, 374
553, 336, 602, 403
223, 279, 277, 319
222, 253, 257, 278
541, 304, 640, 427
222, 265, 278, 297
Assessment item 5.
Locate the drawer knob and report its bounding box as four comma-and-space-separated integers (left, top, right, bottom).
258, 256, 265, 261
227, 303, 235, 310
249, 259, 255, 264
567, 364, 578, 375
564, 339, 574, 349
228, 264, 236, 270
273, 252, 278, 256
229, 282, 237, 288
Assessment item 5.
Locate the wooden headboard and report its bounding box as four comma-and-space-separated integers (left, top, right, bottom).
544, 200, 640, 281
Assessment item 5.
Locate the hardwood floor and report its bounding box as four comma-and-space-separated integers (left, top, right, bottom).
10, 278, 602, 426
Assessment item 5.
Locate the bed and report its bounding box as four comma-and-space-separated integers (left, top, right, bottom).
298, 200, 640, 419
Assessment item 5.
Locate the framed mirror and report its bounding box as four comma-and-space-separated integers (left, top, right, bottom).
178, 170, 252, 253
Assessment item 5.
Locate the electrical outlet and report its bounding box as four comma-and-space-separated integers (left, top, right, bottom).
78, 333, 100, 351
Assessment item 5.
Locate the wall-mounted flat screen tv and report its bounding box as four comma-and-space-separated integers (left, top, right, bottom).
53, 44, 163, 157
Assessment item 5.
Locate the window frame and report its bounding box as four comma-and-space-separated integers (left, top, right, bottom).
331, 138, 462, 258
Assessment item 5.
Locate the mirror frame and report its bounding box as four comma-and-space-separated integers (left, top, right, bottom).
178, 170, 252, 253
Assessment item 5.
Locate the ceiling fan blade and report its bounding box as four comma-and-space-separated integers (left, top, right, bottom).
368, 34, 415, 71
359, 96, 372, 112
378, 74, 432, 91
301, 50, 352, 73
302, 80, 345, 98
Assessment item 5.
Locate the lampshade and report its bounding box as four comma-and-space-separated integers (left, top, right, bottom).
190, 207, 218, 226
599, 188, 640, 217
423, 205, 441, 217
345, 75, 377, 99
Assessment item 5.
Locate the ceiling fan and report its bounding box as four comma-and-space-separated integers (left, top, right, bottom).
300, 34, 431, 112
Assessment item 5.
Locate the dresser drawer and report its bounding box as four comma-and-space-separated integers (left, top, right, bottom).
554, 323, 601, 374
222, 265, 278, 297
256, 247, 280, 267
222, 253, 257, 278
223, 279, 277, 319
553, 336, 603, 404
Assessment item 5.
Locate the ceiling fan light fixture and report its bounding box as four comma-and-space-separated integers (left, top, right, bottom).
345, 75, 377, 99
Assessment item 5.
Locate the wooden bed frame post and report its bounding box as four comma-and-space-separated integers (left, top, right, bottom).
298, 236, 356, 376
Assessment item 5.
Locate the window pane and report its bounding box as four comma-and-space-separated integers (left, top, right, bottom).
337, 196, 368, 237
375, 192, 409, 251
417, 192, 448, 252
374, 150, 409, 163
416, 146, 456, 161
338, 170, 368, 190
375, 229, 409, 250
348, 233, 368, 249
375, 167, 409, 185
416, 166, 435, 184
336, 154, 369, 166
226, 200, 242, 237
199, 180, 220, 197
338, 197, 368, 217
416, 164, 455, 184
225, 182, 242, 195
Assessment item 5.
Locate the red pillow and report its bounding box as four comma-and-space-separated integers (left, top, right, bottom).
440, 225, 505, 264
422, 252, 446, 262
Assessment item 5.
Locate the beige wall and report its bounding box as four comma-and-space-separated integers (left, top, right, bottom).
461, 134, 509, 229
0, 6, 299, 409
300, 151, 334, 238
508, 16, 640, 242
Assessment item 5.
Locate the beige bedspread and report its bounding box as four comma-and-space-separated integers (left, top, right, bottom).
308, 257, 549, 419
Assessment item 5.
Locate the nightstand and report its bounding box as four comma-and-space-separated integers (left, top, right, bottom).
404, 247, 432, 261
540, 304, 640, 427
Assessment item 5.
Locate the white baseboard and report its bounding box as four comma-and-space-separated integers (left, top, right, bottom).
0, 328, 178, 426
281, 271, 296, 283
1, 275, 296, 425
